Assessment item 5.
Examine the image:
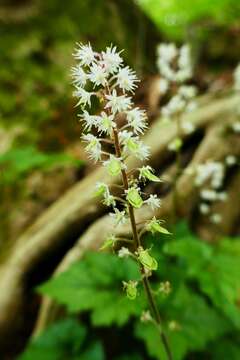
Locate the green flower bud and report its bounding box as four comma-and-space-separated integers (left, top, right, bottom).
126, 138, 139, 152
106, 156, 122, 176
123, 280, 138, 300
139, 166, 161, 182
126, 187, 143, 209
138, 248, 158, 271
168, 137, 183, 152
101, 115, 113, 133
146, 217, 171, 235
94, 182, 108, 197
100, 235, 116, 250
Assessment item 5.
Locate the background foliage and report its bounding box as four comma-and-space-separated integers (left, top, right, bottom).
137, 0, 240, 39
20, 223, 240, 359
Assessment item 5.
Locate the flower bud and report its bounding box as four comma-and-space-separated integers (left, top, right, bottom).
123, 280, 138, 300
100, 235, 116, 250
105, 156, 122, 177
126, 187, 143, 209
139, 166, 161, 182
146, 217, 171, 235
137, 247, 158, 271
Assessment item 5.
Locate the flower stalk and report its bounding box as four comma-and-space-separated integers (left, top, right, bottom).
72, 43, 172, 360
112, 127, 172, 360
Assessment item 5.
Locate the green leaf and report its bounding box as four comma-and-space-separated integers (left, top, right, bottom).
163, 227, 240, 328
18, 318, 104, 360
163, 235, 212, 276
136, 0, 240, 39
39, 252, 145, 326
211, 338, 240, 360
197, 250, 240, 328
0, 146, 83, 184
135, 285, 230, 360
116, 354, 143, 360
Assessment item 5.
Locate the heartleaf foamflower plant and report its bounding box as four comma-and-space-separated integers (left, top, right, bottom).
72, 43, 172, 360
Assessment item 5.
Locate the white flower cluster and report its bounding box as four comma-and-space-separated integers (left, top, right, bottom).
157, 44, 192, 84
72, 43, 149, 164
156, 43, 197, 143
194, 161, 229, 224
72, 43, 162, 227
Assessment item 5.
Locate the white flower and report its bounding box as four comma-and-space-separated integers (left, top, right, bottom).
82, 133, 101, 162
157, 43, 177, 63
95, 182, 116, 206
71, 65, 88, 87
225, 155, 237, 166
121, 133, 150, 160
102, 45, 123, 74
110, 208, 127, 226
135, 142, 150, 160
118, 247, 131, 258
210, 213, 222, 224
217, 192, 228, 201
145, 194, 161, 210
179, 85, 197, 99
195, 162, 224, 187
74, 43, 95, 66
199, 203, 210, 215
116, 66, 139, 92
74, 87, 93, 107
211, 175, 224, 190
162, 95, 186, 116
119, 130, 134, 143
234, 63, 240, 91
95, 112, 115, 134
175, 68, 192, 83
185, 101, 198, 113
88, 62, 108, 86
178, 44, 192, 74
181, 121, 195, 134
161, 106, 171, 118
158, 78, 169, 94
126, 108, 148, 134
140, 310, 152, 323
156, 43, 193, 85
105, 89, 132, 113
232, 121, 240, 133
159, 281, 171, 295
157, 59, 175, 81
81, 110, 97, 130
200, 189, 217, 201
